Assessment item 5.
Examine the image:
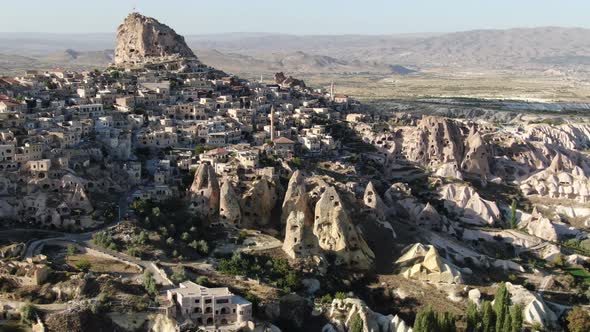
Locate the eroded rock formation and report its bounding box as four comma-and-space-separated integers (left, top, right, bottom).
189, 163, 220, 218
313, 186, 375, 270
115, 13, 201, 69
282, 171, 318, 259
396, 243, 463, 284
325, 298, 413, 332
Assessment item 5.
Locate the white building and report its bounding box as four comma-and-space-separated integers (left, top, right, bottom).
167, 281, 252, 328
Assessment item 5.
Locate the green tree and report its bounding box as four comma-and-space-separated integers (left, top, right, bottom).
143, 270, 158, 296
481, 301, 496, 332
414, 306, 438, 332
181, 232, 191, 242
67, 244, 77, 256
335, 291, 347, 300
568, 307, 590, 332
509, 200, 518, 228
166, 237, 174, 246
134, 231, 149, 245
510, 304, 524, 332
494, 283, 511, 332
466, 301, 480, 332
171, 264, 188, 284
349, 312, 363, 332
320, 294, 333, 305
75, 259, 92, 272
437, 312, 456, 332
502, 310, 513, 332
196, 240, 209, 255
20, 303, 37, 325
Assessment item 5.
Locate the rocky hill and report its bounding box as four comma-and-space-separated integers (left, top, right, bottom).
114, 13, 198, 66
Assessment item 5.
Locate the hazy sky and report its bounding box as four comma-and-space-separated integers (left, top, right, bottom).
1, 0, 589, 35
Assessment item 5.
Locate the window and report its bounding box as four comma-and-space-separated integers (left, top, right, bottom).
205, 299, 212, 304
216, 299, 229, 304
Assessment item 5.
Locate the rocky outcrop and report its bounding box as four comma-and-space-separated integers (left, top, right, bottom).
439, 183, 501, 226
241, 177, 277, 227
461, 130, 491, 181
313, 186, 375, 270
325, 298, 412, 332
282, 171, 318, 259
274, 72, 306, 89
519, 153, 590, 203
505, 282, 558, 329
396, 243, 464, 284
404, 116, 465, 168
363, 182, 397, 238
44, 305, 124, 332
189, 163, 220, 218
219, 179, 241, 225
384, 183, 442, 230
115, 13, 200, 69
67, 184, 93, 213
525, 123, 590, 151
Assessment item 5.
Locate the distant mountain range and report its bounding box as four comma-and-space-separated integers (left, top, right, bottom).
2, 27, 590, 75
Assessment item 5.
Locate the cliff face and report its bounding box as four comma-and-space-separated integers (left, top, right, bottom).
281, 171, 318, 259
313, 186, 375, 270
115, 13, 198, 66
189, 163, 220, 219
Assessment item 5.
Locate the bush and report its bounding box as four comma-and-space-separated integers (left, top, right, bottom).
320, 294, 333, 305
143, 270, 158, 296
20, 303, 37, 325
350, 313, 363, 332
568, 307, 590, 332
67, 244, 77, 256
334, 291, 347, 300
170, 264, 188, 284
75, 259, 92, 272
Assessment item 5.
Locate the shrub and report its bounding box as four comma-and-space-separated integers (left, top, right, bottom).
335, 291, 347, 300
20, 303, 37, 325
143, 270, 158, 296
75, 259, 92, 272
568, 307, 590, 332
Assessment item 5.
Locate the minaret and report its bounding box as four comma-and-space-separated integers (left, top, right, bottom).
330, 82, 335, 101
270, 104, 276, 141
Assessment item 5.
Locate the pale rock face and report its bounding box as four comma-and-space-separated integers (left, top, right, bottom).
525, 123, 590, 151
282, 171, 318, 259
67, 184, 93, 213
326, 298, 413, 332
115, 13, 199, 66
363, 182, 387, 221
396, 243, 464, 284
435, 162, 463, 179
519, 153, 590, 203
505, 282, 558, 329
385, 183, 441, 229
241, 177, 277, 227
363, 182, 397, 238
461, 130, 491, 181
313, 186, 375, 270
189, 163, 220, 218
406, 116, 465, 167
219, 180, 241, 225
439, 183, 501, 226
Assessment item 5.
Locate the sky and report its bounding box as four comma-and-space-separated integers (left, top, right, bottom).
1, 0, 590, 35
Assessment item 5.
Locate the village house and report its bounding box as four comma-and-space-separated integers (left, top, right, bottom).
167, 281, 252, 328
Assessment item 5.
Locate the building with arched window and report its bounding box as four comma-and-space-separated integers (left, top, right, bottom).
167, 281, 252, 328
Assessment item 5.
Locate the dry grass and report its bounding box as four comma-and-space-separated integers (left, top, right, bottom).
66, 254, 141, 274
293, 71, 590, 102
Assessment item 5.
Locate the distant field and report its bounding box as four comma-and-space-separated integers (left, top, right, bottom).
299, 71, 590, 103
